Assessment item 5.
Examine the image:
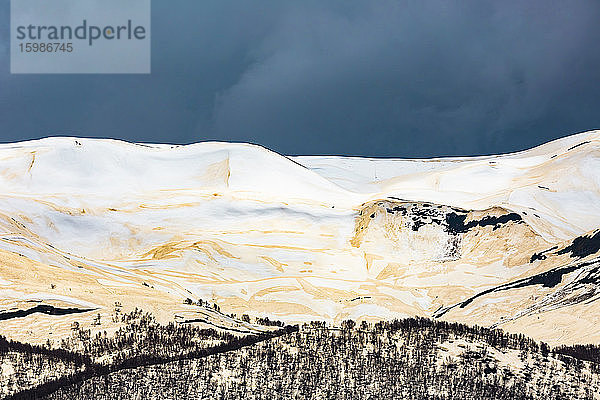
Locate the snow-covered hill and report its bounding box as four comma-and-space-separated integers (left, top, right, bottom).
0, 131, 599, 345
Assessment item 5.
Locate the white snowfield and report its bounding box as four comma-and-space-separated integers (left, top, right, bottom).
1, 130, 598, 238
294, 130, 600, 240
0, 130, 599, 345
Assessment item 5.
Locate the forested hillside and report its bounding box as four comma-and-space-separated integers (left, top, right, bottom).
17, 318, 598, 400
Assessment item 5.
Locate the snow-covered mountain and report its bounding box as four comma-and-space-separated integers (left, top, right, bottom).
1, 131, 599, 345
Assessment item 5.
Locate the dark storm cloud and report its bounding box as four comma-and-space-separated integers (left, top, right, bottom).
0, 0, 599, 157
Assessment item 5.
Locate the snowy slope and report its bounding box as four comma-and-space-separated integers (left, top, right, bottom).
0, 130, 599, 345
295, 130, 600, 239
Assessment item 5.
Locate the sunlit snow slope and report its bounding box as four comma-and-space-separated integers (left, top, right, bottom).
1, 131, 600, 345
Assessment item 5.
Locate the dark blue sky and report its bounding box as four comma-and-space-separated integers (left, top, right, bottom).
0, 1, 599, 157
